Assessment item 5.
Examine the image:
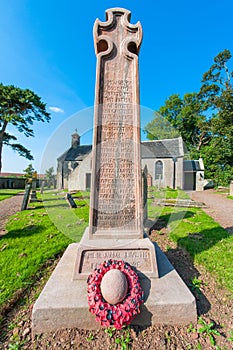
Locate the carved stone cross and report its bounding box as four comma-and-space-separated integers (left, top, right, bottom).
89, 8, 143, 240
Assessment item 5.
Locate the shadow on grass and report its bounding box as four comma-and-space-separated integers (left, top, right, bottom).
145, 210, 195, 234
42, 203, 72, 210
177, 226, 229, 256
1, 225, 47, 239
169, 225, 232, 312
165, 246, 211, 315
146, 211, 232, 315
41, 197, 66, 202
27, 205, 45, 210
225, 226, 233, 234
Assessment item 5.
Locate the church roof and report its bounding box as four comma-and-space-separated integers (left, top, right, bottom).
57, 145, 92, 162
141, 137, 184, 159
183, 160, 204, 172
57, 137, 184, 162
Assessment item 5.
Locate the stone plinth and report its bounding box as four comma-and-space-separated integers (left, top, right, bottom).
73, 228, 158, 279
32, 243, 196, 334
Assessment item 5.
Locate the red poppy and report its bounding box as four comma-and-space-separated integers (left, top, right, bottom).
87, 259, 144, 329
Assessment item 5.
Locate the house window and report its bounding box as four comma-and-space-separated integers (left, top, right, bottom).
155, 160, 163, 180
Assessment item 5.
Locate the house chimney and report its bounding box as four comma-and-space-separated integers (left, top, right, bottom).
72, 130, 80, 147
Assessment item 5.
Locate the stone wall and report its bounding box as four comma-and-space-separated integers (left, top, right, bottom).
68, 153, 92, 191
0, 177, 26, 189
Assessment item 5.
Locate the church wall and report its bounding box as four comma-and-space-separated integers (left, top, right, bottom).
68, 153, 92, 191
141, 157, 184, 189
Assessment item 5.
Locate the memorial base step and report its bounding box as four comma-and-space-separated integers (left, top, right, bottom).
32, 242, 196, 334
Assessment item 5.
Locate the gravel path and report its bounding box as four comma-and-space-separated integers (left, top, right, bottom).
0, 193, 24, 235
190, 189, 233, 234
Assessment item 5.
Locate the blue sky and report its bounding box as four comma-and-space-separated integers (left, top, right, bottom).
1, 0, 232, 173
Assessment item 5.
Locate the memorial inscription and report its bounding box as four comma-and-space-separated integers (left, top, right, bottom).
79, 249, 152, 274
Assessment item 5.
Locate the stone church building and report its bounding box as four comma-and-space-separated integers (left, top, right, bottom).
57, 131, 205, 192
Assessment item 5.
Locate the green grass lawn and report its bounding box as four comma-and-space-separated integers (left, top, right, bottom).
0, 190, 89, 312
148, 186, 190, 200
0, 189, 24, 201
148, 188, 233, 293
0, 187, 232, 313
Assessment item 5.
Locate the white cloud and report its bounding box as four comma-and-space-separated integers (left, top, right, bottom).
49, 106, 64, 113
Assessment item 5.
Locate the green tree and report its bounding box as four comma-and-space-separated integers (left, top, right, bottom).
0, 83, 50, 172
45, 166, 56, 187
144, 112, 180, 140
145, 49, 233, 186
145, 93, 210, 154
198, 49, 233, 185
23, 163, 35, 178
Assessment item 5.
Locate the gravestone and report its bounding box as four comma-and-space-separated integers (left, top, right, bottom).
142, 165, 148, 224
40, 180, 45, 194
230, 181, 233, 196
32, 8, 196, 334
66, 193, 77, 208
21, 183, 32, 211
30, 172, 38, 203
147, 173, 152, 187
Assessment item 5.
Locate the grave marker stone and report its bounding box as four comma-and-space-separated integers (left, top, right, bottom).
40, 180, 45, 194
143, 165, 148, 223
30, 171, 38, 203
66, 193, 77, 208
230, 180, 233, 196
21, 183, 32, 211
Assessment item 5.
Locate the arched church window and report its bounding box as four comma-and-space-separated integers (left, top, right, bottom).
155, 160, 163, 180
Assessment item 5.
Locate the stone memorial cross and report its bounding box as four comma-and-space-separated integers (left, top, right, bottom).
73, 8, 158, 280
89, 8, 143, 240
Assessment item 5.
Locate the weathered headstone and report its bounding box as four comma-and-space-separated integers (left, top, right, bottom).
40, 180, 45, 194
147, 173, 152, 187
30, 189, 37, 203
230, 180, 233, 196
32, 8, 196, 334
66, 193, 77, 208
21, 183, 32, 211
142, 165, 148, 223
30, 172, 38, 203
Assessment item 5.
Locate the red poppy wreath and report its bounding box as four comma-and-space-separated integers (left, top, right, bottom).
87, 259, 144, 329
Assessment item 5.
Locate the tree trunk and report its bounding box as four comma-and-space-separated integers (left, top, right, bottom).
0, 135, 3, 173
0, 120, 8, 173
